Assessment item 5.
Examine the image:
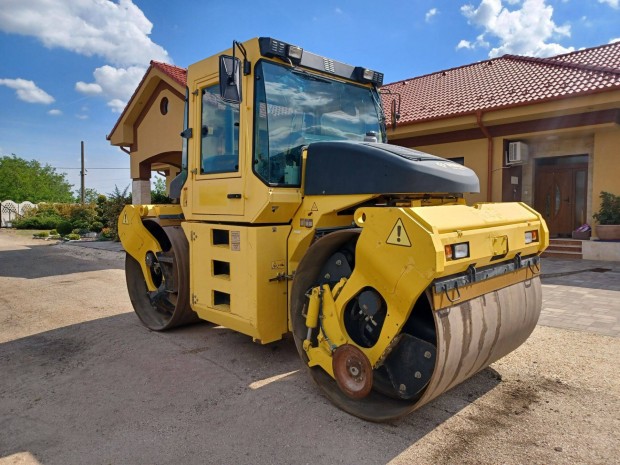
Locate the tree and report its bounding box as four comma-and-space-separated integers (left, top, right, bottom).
74, 187, 100, 204
151, 176, 172, 204
0, 154, 74, 202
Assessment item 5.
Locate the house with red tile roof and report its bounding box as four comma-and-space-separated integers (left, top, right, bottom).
381, 41, 620, 250
107, 61, 187, 203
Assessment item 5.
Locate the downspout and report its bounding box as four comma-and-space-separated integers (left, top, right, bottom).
476, 110, 493, 202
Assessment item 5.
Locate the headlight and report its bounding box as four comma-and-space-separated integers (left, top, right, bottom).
287, 45, 303, 60
525, 230, 539, 244
354, 66, 384, 85
444, 242, 469, 260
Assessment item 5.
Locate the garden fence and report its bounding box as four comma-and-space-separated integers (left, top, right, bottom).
1, 200, 36, 227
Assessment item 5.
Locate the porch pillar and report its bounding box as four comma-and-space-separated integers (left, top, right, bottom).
132, 179, 151, 205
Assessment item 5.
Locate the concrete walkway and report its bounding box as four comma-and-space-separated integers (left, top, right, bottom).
63, 240, 620, 338
540, 257, 620, 338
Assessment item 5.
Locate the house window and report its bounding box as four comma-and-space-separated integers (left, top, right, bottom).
160, 97, 169, 115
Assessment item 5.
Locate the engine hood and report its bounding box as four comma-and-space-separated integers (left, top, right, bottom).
304, 142, 480, 196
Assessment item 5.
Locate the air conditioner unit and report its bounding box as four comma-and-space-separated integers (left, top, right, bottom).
507, 141, 528, 164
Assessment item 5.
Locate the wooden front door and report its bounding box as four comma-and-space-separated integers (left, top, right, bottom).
534, 161, 588, 237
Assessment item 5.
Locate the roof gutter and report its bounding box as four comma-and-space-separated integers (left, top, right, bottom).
476, 110, 493, 201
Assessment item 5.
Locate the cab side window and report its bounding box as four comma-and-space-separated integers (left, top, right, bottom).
201, 85, 240, 174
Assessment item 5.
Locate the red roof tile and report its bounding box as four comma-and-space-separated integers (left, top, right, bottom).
550, 42, 620, 71
151, 61, 187, 86
381, 42, 620, 126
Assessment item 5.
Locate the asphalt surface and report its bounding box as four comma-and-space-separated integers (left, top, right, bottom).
1, 231, 618, 465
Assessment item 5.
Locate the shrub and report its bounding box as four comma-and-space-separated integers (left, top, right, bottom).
49, 229, 58, 236
99, 185, 131, 241
65, 233, 81, 240
90, 221, 104, 233
56, 221, 73, 235
100, 227, 115, 240
593, 191, 620, 225
151, 191, 173, 204
33, 231, 49, 238
55, 203, 97, 222
13, 215, 60, 230
71, 219, 90, 230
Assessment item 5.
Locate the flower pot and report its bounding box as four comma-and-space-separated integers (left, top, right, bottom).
595, 224, 620, 241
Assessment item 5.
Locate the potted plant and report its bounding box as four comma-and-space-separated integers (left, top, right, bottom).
592, 191, 620, 241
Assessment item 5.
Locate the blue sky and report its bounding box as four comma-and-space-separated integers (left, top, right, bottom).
1, 0, 619, 195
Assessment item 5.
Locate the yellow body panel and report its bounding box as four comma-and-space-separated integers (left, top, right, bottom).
118, 204, 183, 291
298, 202, 547, 374
182, 222, 289, 344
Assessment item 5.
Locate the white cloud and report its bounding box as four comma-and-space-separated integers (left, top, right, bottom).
0, 78, 54, 104
0, 0, 170, 114
456, 34, 489, 51
0, 0, 170, 67
610, 37, 620, 43
75, 82, 103, 95
107, 99, 129, 113
457, 39, 474, 50
425, 8, 439, 22
460, 0, 574, 57
76, 64, 145, 111
48, 109, 62, 116
599, 0, 619, 8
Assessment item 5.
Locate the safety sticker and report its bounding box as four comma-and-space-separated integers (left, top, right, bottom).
386, 219, 411, 247
231, 230, 241, 251
311, 202, 319, 212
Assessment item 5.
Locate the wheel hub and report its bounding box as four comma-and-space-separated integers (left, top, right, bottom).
332, 344, 373, 399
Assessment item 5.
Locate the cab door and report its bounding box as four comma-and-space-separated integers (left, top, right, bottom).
191, 82, 244, 216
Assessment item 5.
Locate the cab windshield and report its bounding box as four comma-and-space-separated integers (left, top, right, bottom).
253, 60, 384, 186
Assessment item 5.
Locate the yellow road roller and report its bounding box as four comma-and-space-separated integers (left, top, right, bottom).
119, 37, 548, 421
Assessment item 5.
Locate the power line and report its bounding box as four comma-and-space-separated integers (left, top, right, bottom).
56, 167, 129, 170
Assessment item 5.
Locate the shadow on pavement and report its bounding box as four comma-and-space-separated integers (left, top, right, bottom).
0, 242, 123, 279
0, 313, 501, 465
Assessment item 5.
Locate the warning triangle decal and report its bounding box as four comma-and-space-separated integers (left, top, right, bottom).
386, 219, 411, 247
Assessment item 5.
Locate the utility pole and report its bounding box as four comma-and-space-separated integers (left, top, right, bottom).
80, 141, 85, 204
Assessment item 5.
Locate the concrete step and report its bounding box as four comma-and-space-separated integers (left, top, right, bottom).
547, 244, 583, 253
542, 250, 583, 259
549, 238, 584, 247
545, 238, 583, 259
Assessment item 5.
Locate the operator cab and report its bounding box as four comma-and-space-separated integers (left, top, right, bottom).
171, 37, 386, 223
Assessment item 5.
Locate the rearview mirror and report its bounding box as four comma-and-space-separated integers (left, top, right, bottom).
219, 55, 242, 103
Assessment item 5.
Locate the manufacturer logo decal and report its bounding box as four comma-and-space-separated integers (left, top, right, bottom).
435, 161, 466, 170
